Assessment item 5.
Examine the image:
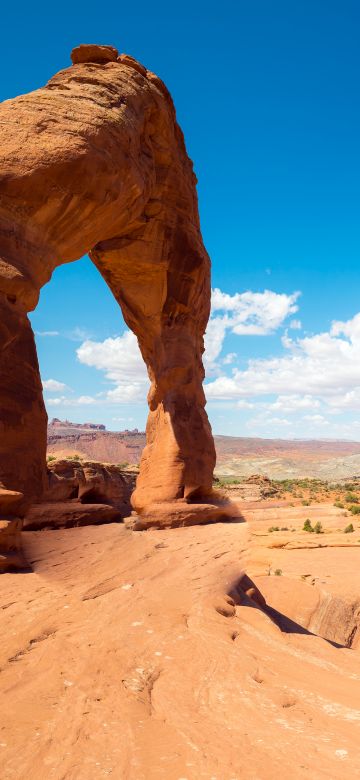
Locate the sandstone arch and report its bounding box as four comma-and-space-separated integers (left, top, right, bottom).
0, 45, 232, 569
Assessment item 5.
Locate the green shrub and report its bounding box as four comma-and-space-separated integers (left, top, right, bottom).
345, 492, 359, 503
268, 526, 280, 532
47, 455, 56, 462
303, 519, 313, 533
302, 500, 311, 506
274, 568, 282, 576
344, 523, 354, 533
313, 521, 323, 534
334, 500, 344, 509
349, 505, 360, 515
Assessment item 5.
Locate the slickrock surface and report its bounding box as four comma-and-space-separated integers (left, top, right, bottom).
0, 44, 226, 569
1, 507, 360, 779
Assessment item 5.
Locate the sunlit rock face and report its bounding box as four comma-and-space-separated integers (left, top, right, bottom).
0, 44, 232, 568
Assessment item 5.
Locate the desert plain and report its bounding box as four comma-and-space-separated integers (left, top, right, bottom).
1, 467, 360, 779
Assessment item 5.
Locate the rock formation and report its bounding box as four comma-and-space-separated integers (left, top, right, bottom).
23, 459, 136, 530
0, 44, 233, 569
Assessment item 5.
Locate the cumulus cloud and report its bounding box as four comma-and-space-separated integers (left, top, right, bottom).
77, 331, 149, 403
42, 378, 68, 392
222, 352, 237, 365
267, 395, 320, 413
303, 414, 329, 425
66, 287, 301, 405
205, 312, 360, 411
204, 288, 300, 371
236, 399, 255, 409
47, 395, 96, 406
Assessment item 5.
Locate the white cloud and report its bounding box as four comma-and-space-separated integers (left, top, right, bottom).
77, 331, 149, 403
222, 352, 237, 365
246, 414, 292, 429
303, 414, 329, 425
47, 394, 96, 406
267, 394, 320, 413
204, 288, 300, 371
289, 319, 302, 330
42, 378, 68, 392
236, 399, 255, 409
205, 312, 360, 410
204, 317, 228, 371
210, 288, 300, 334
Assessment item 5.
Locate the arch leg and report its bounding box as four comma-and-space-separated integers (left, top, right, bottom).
0, 295, 47, 568
91, 218, 234, 529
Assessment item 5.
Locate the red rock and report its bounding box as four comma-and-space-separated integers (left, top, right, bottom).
24, 501, 122, 530
44, 458, 135, 508
22, 459, 136, 530
71, 44, 119, 64
117, 53, 147, 76
0, 45, 231, 569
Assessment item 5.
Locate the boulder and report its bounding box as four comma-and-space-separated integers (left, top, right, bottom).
71, 44, 119, 64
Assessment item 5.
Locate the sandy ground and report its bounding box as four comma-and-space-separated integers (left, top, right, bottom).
1, 502, 360, 779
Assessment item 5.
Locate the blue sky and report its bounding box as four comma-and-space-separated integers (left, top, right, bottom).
3, 1, 360, 438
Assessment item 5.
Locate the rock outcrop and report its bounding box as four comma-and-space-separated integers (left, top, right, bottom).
0, 44, 234, 567
219, 475, 279, 502
23, 459, 135, 530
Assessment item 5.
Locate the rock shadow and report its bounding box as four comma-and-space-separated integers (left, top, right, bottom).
228, 573, 347, 649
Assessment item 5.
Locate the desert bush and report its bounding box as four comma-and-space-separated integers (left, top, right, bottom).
345, 492, 359, 503
334, 500, 344, 509
268, 526, 280, 532
344, 523, 354, 533
313, 521, 323, 534
47, 455, 56, 462
274, 568, 282, 576
303, 519, 313, 533
349, 505, 360, 515
301, 500, 311, 506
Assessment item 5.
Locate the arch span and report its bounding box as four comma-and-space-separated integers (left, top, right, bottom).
0, 44, 232, 568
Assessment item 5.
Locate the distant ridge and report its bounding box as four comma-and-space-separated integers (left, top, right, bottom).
47, 419, 360, 480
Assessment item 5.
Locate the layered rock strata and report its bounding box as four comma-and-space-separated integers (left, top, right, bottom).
23, 460, 135, 530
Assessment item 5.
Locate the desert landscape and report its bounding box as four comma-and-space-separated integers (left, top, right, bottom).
1, 15, 359, 780
48, 418, 360, 480
1, 471, 360, 778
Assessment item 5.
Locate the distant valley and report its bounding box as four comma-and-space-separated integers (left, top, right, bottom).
48, 419, 360, 481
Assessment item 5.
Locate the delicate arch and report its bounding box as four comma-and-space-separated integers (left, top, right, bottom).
0, 45, 232, 569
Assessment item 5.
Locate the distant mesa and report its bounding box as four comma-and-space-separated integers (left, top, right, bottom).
47, 419, 360, 482
50, 418, 107, 431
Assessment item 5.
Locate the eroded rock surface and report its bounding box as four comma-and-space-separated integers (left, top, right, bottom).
2, 520, 360, 778
24, 459, 135, 530
0, 43, 228, 567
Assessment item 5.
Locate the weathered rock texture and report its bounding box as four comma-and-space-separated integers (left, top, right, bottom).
23, 459, 135, 530
0, 44, 232, 567
2, 517, 360, 778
